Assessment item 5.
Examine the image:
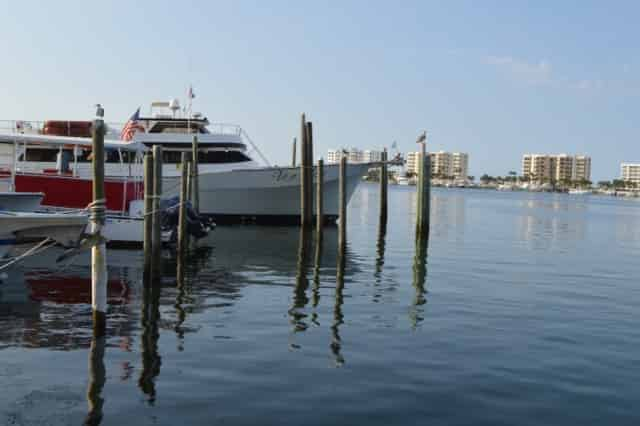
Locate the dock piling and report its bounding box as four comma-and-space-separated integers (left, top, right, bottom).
338, 156, 347, 252
416, 140, 431, 240
316, 158, 324, 231
300, 114, 312, 227
178, 153, 189, 258
191, 135, 199, 213
292, 137, 297, 167
379, 148, 388, 226
91, 111, 107, 336
151, 145, 163, 280
306, 121, 314, 226
143, 154, 153, 280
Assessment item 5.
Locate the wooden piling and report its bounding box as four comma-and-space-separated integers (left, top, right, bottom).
306, 122, 314, 225
143, 154, 153, 279
191, 135, 199, 213
151, 145, 163, 279
379, 149, 388, 225
178, 153, 189, 258
91, 113, 107, 336
300, 114, 311, 227
416, 143, 431, 239
338, 156, 347, 252
292, 137, 297, 167
316, 159, 324, 230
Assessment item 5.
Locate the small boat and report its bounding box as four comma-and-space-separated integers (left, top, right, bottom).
0, 192, 43, 212
568, 188, 591, 195
0, 211, 87, 260
397, 176, 410, 186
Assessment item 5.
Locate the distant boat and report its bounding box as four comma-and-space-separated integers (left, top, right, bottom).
568, 189, 591, 195
497, 183, 516, 191
397, 176, 410, 186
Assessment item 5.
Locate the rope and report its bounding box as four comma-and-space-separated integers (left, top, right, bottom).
87, 198, 106, 224
0, 238, 55, 272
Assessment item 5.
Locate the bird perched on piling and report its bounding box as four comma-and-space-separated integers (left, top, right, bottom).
416, 131, 427, 144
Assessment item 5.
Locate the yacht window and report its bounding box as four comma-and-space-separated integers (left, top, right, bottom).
20, 148, 55, 162
199, 150, 251, 163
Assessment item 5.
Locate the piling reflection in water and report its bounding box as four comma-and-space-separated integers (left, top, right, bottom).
311, 229, 323, 326
138, 282, 162, 404
372, 219, 387, 303
289, 228, 312, 333
85, 336, 106, 426
332, 233, 346, 366
410, 235, 429, 329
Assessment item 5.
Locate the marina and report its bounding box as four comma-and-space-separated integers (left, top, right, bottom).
2, 2, 639, 424
1, 187, 639, 424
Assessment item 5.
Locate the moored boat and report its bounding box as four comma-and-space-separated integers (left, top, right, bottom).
0, 99, 368, 224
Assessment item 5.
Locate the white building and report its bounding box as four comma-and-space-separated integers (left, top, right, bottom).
406, 150, 469, 181
621, 163, 640, 185
363, 150, 383, 163
327, 148, 382, 164
521, 153, 591, 182
451, 152, 469, 180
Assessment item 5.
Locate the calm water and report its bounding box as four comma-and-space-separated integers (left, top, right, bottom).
1, 185, 639, 425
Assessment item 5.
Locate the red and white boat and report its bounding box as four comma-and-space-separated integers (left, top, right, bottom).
0, 99, 369, 225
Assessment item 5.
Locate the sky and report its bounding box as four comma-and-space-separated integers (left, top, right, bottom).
0, 0, 638, 181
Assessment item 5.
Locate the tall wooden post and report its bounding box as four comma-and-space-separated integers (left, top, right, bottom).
338, 156, 347, 252
91, 110, 107, 336
178, 153, 189, 258
416, 142, 431, 239
379, 149, 388, 226
306, 122, 314, 225
143, 154, 153, 279
151, 145, 163, 279
191, 135, 199, 213
292, 137, 297, 167
300, 114, 310, 227
316, 159, 324, 230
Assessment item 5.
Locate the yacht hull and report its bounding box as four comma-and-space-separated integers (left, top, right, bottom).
163, 163, 369, 224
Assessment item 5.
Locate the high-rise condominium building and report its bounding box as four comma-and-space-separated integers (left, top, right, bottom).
451, 152, 469, 181
363, 150, 383, 163
621, 163, 640, 185
521, 154, 591, 182
406, 151, 420, 175
574, 156, 592, 181
327, 148, 382, 164
406, 150, 469, 180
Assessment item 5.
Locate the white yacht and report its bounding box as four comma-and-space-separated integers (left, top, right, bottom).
0, 100, 370, 224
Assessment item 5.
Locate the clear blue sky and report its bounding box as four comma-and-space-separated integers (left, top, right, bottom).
1, 0, 638, 181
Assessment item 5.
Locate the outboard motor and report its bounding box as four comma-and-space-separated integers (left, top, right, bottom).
160, 196, 215, 242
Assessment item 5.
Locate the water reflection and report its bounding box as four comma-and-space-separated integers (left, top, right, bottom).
331, 247, 346, 367
409, 236, 429, 329
138, 283, 161, 404
311, 229, 323, 322
517, 197, 588, 250
85, 336, 106, 425
431, 191, 466, 240
372, 220, 387, 303
289, 228, 312, 333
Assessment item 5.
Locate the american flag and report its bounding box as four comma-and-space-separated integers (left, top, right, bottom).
120, 108, 144, 141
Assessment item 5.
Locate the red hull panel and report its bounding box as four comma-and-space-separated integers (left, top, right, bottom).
15, 173, 143, 212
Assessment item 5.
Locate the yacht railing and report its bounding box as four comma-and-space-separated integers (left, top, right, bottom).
0, 119, 272, 167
